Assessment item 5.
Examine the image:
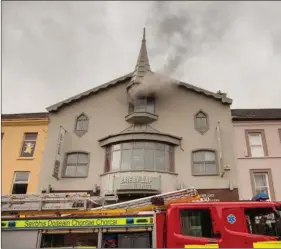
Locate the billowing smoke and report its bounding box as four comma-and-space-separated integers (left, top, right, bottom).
146, 1, 238, 77
128, 72, 179, 102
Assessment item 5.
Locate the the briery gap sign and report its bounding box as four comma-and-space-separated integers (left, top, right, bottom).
114, 176, 161, 191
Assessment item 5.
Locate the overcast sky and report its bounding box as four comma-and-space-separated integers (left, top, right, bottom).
2, 1, 281, 114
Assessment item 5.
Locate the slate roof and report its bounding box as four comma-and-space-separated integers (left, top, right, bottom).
47, 29, 233, 113
231, 109, 281, 121
2, 112, 49, 120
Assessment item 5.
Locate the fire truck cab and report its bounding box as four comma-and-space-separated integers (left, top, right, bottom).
160, 201, 281, 248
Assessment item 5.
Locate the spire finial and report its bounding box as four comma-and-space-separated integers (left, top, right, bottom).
143, 27, 146, 41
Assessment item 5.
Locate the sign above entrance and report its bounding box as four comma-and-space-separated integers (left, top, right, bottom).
114, 176, 161, 191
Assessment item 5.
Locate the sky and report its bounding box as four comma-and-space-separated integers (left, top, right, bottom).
2, 1, 281, 114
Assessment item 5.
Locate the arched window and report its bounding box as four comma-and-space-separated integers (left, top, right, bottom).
75, 113, 89, 137
192, 150, 217, 176
63, 152, 89, 178
104, 142, 174, 173
194, 111, 209, 134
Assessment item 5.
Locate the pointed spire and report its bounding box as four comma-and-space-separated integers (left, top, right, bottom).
129, 27, 151, 86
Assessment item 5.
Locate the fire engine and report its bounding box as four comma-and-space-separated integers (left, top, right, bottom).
1, 188, 281, 248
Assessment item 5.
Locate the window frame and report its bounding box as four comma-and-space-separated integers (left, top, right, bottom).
104, 142, 175, 173
74, 113, 89, 137
20, 132, 38, 158
62, 151, 90, 178
250, 169, 275, 200
194, 110, 209, 135
11, 171, 30, 194
245, 129, 268, 157
191, 149, 218, 176
129, 96, 156, 114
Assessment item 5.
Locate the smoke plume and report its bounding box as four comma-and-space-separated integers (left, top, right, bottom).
128, 72, 179, 102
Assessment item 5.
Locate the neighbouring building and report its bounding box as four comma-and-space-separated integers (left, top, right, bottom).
1, 112, 49, 195
38, 30, 239, 202
232, 108, 281, 201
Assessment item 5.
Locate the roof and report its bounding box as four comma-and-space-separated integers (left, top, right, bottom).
231, 109, 281, 121
1, 112, 49, 120
47, 29, 232, 113
129, 28, 152, 87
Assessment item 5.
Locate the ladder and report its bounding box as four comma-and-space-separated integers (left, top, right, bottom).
1, 192, 118, 212
1, 187, 200, 217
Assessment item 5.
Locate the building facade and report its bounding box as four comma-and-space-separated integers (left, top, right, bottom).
38, 31, 239, 201
1, 113, 49, 194
232, 109, 281, 201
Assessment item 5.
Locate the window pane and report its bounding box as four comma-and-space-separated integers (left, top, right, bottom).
20, 141, 36, 157
111, 150, 121, 171
250, 146, 264, 157
255, 187, 269, 196
67, 154, 78, 164
249, 134, 263, 146
122, 143, 132, 149
134, 142, 144, 149
205, 163, 217, 174
145, 142, 155, 149
132, 149, 144, 169
193, 151, 204, 162
12, 183, 28, 194
144, 149, 154, 170
65, 166, 76, 177
204, 151, 215, 161
15, 172, 29, 182
24, 133, 38, 140
76, 120, 87, 131
78, 115, 87, 121
78, 153, 88, 164
155, 150, 165, 170
254, 174, 267, 187
155, 143, 165, 150
113, 144, 121, 151
193, 163, 206, 174
146, 98, 155, 113
196, 117, 207, 129
134, 98, 146, 112
76, 166, 88, 177
121, 150, 132, 170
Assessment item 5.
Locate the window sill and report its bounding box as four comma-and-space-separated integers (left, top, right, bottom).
100, 169, 178, 177
238, 156, 281, 159
192, 173, 220, 177
17, 157, 35, 160
61, 176, 88, 179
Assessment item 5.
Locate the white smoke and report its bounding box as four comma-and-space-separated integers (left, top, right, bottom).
128, 72, 179, 102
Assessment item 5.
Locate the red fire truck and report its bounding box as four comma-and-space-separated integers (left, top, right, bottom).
1, 188, 281, 248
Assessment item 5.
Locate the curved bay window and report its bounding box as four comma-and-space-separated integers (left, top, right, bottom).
129, 97, 155, 114
105, 142, 174, 173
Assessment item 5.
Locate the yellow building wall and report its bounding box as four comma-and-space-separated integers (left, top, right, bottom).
1, 119, 48, 194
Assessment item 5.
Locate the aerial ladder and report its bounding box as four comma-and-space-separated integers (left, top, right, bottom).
1, 187, 200, 218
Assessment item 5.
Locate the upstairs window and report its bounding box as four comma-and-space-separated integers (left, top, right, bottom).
250, 169, 275, 200
246, 130, 268, 157
11, 171, 30, 194
63, 152, 89, 178
192, 150, 218, 176
105, 142, 174, 173
75, 113, 89, 137
129, 96, 155, 114
20, 133, 38, 157
194, 111, 209, 134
